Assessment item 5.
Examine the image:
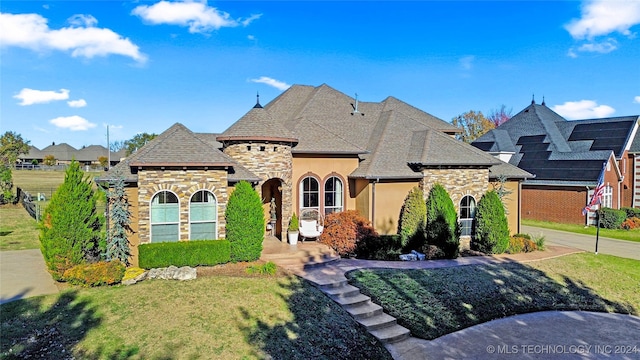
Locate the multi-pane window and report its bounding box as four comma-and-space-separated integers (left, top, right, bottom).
151, 191, 179, 242
300, 177, 320, 211
190, 190, 217, 240
459, 195, 476, 237
324, 177, 343, 215
602, 185, 613, 209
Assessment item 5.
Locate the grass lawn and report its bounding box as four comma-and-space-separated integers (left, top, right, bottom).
0, 205, 40, 251
347, 253, 639, 340
523, 219, 640, 243
0, 270, 392, 360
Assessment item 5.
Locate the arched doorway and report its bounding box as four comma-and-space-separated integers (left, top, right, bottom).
262, 178, 283, 240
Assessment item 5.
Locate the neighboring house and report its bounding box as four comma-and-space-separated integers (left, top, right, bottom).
101, 84, 531, 265
472, 99, 639, 225
17, 143, 126, 168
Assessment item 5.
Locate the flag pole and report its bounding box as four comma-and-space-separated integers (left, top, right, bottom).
595, 208, 600, 255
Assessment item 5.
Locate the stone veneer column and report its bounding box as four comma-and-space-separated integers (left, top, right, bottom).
137, 169, 228, 244
223, 142, 293, 240
419, 168, 489, 208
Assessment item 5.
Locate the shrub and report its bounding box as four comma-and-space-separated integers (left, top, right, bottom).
0, 165, 13, 204
522, 238, 537, 253
105, 176, 132, 265
533, 234, 546, 251
598, 208, 627, 229
354, 235, 403, 260
246, 261, 277, 275
422, 244, 446, 260
621, 207, 640, 219
226, 181, 265, 262
472, 190, 509, 254
621, 217, 640, 230
62, 260, 125, 287
397, 187, 427, 249
506, 236, 538, 254
122, 267, 146, 282
319, 210, 377, 257
138, 240, 231, 269
40, 160, 105, 280
512, 233, 531, 240
425, 184, 460, 259
289, 212, 299, 232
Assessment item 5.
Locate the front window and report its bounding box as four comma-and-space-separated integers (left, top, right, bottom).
459, 195, 476, 237
601, 185, 613, 209
190, 190, 217, 240
324, 177, 343, 215
151, 191, 179, 242
300, 177, 319, 212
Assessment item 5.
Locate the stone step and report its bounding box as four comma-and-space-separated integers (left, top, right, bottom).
332, 293, 371, 308
346, 302, 383, 320
356, 312, 398, 331
370, 324, 411, 344
315, 278, 349, 290
323, 284, 361, 298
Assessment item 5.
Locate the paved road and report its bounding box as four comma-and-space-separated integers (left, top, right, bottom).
0, 249, 59, 304
522, 225, 640, 261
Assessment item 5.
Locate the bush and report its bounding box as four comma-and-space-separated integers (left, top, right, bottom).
621, 207, 640, 219
598, 208, 627, 229
289, 212, 299, 232
226, 181, 265, 262
472, 190, 509, 254
506, 236, 538, 254
62, 260, 125, 287
533, 234, 546, 251
621, 217, 640, 230
138, 240, 231, 269
397, 187, 427, 249
319, 210, 377, 257
354, 235, 404, 260
522, 238, 537, 253
425, 184, 460, 259
246, 261, 277, 275
40, 160, 105, 280
422, 244, 446, 260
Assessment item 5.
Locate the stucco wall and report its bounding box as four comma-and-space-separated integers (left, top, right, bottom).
137, 168, 228, 244
372, 181, 418, 234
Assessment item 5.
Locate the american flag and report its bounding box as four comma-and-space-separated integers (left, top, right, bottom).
582, 163, 606, 216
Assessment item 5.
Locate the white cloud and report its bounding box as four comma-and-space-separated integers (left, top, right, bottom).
250, 76, 290, 91
132, 1, 261, 34
14, 88, 69, 105
67, 99, 87, 108
247, 34, 255, 41
0, 12, 147, 62
50, 115, 96, 131
634, 96, 640, 103
577, 38, 618, 53
566, 0, 640, 39
552, 100, 615, 119
459, 55, 475, 70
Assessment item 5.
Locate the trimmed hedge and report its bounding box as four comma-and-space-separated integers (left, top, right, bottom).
138, 240, 231, 269
397, 187, 427, 249
598, 208, 626, 229
226, 181, 265, 262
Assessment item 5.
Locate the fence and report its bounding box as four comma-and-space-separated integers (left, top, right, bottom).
17, 187, 43, 221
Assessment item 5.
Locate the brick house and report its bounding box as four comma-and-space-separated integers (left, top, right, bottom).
472, 100, 639, 225
103, 84, 531, 264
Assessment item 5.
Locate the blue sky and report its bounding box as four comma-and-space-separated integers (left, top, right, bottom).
1, 0, 639, 150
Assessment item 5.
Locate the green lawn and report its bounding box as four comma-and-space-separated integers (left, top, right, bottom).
0, 205, 40, 251
522, 219, 640, 243
1, 273, 392, 360
347, 253, 639, 340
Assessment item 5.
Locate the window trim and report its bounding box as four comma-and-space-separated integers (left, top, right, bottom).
150, 190, 180, 243
323, 175, 345, 215
459, 195, 476, 237
299, 174, 321, 213
189, 189, 218, 240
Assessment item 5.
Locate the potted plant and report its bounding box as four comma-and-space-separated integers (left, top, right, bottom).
288, 213, 299, 245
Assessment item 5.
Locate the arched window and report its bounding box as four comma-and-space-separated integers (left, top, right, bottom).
151, 191, 179, 242
300, 176, 319, 212
459, 195, 476, 237
324, 176, 343, 215
190, 190, 217, 240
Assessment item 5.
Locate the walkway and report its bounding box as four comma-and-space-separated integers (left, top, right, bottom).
0, 249, 59, 304
522, 225, 640, 261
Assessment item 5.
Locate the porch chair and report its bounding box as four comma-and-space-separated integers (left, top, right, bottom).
299, 209, 324, 241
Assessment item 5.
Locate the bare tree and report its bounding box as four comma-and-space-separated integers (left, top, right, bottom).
488, 105, 513, 127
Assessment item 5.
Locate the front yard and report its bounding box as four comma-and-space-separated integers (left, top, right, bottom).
523, 219, 640, 243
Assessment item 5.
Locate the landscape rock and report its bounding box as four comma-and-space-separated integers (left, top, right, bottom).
122, 271, 148, 285
147, 266, 197, 281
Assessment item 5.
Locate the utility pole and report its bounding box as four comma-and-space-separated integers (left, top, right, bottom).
106, 125, 110, 170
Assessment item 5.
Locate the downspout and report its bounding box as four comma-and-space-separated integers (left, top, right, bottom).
618, 176, 624, 209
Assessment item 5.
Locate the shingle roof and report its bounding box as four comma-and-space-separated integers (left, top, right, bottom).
630, 126, 640, 153
217, 106, 298, 143
488, 160, 534, 180
40, 143, 77, 161
472, 103, 638, 183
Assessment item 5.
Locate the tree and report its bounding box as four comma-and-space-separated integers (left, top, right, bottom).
40, 160, 105, 279
425, 184, 460, 258
124, 133, 157, 156
43, 155, 56, 166
98, 156, 109, 169
0, 131, 30, 166
110, 140, 126, 152
225, 181, 264, 262
451, 110, 494, 143
472, 190, 509, 254
0, 166, 13, 203
105, 177, 132, 265
488, 105, 512, 127
397, 187, 426, 249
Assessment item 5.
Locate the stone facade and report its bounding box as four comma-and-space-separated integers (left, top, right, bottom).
419, 168, 489, 208
137, 168, 228, 244
223, 142, 294, 239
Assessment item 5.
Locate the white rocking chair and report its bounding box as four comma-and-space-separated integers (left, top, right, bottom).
299, 209, 324, 241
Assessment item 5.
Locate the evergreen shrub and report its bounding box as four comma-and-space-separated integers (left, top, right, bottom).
598, 208, 627, 229
319, 210, 377, 257
397, 187, 426, 249
226, 181, 265, 262
62, 260, 125, 287
138, 240, 231, 269
472, 190, 510, 254
621, 207, 640, 219
425, 184, 460, 259
354, 235, 403, 260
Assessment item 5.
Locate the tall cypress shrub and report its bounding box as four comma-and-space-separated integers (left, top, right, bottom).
40, 160, 104, 279
106, 177, 132, 265
472, 190, 510, 254
425, 184, 460, 258
398, 187, 426, 249
226, 181, 265, 262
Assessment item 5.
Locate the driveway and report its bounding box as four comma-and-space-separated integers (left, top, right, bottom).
522, 225, 640, 261
0, 249, 59, 304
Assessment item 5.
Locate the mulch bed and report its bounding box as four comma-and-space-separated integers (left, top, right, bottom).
196, 260, 291, 278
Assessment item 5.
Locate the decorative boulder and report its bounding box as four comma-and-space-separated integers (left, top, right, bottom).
147, 266, 197, 281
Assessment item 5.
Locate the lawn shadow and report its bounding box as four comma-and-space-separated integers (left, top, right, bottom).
237, 276, 393, 360
347, 260, 636, 340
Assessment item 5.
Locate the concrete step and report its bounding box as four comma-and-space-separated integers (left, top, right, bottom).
357, 312, 398, 331
332, 293, 371, 308
346, 302, 383, 320
315, 278, 349, 290
370, 324, 411, 344
323, 284, 361, 298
